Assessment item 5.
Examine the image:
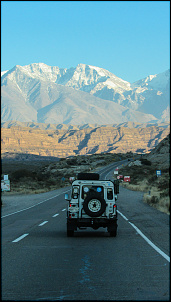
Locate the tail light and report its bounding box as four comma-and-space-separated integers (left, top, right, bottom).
113, 204, 117, 213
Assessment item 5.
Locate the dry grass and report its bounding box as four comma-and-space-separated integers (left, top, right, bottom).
119, 160, 170, 215
143, 191, 170, 214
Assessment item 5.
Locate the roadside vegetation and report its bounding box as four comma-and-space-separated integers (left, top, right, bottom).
1, 152, 128, 195
1, 149, 169, 215
119, 158, 170, 215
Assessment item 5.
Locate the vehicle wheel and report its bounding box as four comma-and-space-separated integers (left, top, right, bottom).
83, 192, 106, 217
108, 222, 117, 237
67, 229, 74, 237
109, 230, 117, 237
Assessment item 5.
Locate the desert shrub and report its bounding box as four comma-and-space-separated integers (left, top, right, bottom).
36, 172, 48, 181
151, 196, 159, 204
147, 175, 157, 183
160, 188, 170, 198
140, 158, 151, 166
66, 158, 78, 165
157, 179, 169, 191
11, 169, 37, 180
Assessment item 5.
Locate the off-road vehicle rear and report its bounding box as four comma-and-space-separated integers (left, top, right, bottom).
65, 172, 119, 237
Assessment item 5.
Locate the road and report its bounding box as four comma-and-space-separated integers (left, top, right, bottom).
1, 161, 170, 301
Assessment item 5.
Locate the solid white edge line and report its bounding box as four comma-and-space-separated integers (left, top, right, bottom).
12, 233, 29, 243
118, 210, 170, 263
117, 210, 128, 221
105, 166, 170, 263
38, 221, 48, 226
128, 221, 170, 263
2, 189, 71, 218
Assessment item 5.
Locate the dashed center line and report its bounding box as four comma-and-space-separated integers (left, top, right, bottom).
38, 221, 48, 226
52, 213, 59, 217
12, 233, 29, 243
62, 209, 66, 211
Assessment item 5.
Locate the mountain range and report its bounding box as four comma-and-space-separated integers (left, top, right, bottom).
1, 63, 170, 125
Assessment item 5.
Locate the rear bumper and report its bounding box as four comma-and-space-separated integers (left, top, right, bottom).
67, 217, 117, 230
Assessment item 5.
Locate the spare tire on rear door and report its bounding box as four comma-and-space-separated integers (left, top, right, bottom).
77, 173, 99, 180
83, 192, 106, 217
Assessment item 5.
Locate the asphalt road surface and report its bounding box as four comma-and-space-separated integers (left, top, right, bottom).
1, 161, 170, 301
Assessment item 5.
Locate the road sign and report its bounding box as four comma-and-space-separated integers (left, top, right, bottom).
156, 170, 161, 177
69, 177, 75, 183
124, 176, 131, 182
114, 167, 119, 174
1, 180, 10, 191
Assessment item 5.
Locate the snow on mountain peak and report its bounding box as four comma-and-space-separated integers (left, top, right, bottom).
1, 62, 169, 123
1, 70, 8, 77
132, 69, 170, 91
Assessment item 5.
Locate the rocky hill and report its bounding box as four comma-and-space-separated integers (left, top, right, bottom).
1, 122, 170, 159
119, 133, 170, 214
145, 133, 170, 169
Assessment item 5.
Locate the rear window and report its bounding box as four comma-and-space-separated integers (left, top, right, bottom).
82, 185, 104, 199
107, 188, 113, 200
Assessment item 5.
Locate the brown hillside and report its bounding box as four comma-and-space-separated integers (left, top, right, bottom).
1, 124, 170, 158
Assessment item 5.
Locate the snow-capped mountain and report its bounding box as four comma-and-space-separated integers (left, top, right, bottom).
1, 63, 170, 124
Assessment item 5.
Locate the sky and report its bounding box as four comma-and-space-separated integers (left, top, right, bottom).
1, 1, 170, 83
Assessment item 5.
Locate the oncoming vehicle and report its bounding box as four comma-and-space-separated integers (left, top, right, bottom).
65, 172, 119, 237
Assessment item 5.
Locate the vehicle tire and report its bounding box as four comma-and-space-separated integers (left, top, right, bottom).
108, 222, 117, 237
83, 192, 106, 217
67, 220, 75, 237
109, 230, 117, 237
77, 173, 99, 180
67, 229, 74, 237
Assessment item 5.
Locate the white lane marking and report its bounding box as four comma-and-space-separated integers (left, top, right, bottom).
118, 211, 170, 263
52, 213, 59, 217
104, 167, 170, 263
12, 233, 29, 243
62, 209, 66, 211
128, 221, 170, 263
38, 221, 48, 226
117, 210, 128, 221
2, 189, 71, 218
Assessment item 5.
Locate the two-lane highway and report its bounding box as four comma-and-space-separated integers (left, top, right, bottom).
1, 161, 170, 300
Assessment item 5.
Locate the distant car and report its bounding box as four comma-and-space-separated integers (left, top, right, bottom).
65, 172, 119, 237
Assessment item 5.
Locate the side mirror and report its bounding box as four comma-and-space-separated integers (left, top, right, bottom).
65, 193, 70, 201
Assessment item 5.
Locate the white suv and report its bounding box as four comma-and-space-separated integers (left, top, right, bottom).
65, 173, 119, 237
